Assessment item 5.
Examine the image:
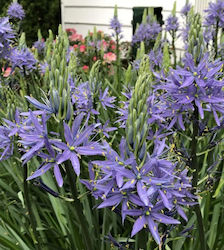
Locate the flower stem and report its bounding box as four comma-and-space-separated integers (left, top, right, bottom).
213, 20, 219, 58
172, 31, 177, 69
190, 106, 206, 250
23, 164, 40, 250
66, 164, 93, 250
115, 33, 120, 92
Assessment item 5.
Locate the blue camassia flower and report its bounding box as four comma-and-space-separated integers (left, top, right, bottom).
0, 17, 14, 59
165, 15, 179, 33
10, 47, 36, 73
110, 16, 122, 36
19, 111, 52, 164
33, 40, 45, 54
180, 3, 191, 16
0, 126, 14, 161
204, 0, 224, 27
99, 87, 116, 110
82, 138, 195, 244
7, 2, 25, 20
71, 82, 99, 120
27, 149, 64, 187
132, 21, 161, 45
51, 113, 104, 178
158, 53, 224, 129
96, 120, 117, 138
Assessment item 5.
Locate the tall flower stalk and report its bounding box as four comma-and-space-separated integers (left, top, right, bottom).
165, 2, 178, 68
23, 164, 41, 250
110, 5, 122, 91
190, 106, 207, 250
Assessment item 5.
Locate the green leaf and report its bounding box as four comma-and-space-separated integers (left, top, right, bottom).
213, 178, 224, 198
0, 235, 20, 250
208, 203, 221, 249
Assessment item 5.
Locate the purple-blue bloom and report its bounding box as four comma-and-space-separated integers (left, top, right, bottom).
10, 47, 36, 73
157, 53, 224, 129
204, 0, 224, 28
132, 21, 161, 45
96, 120, 117, 138
7, 2, 25, 20
82, 138, 195, 244
51, 113, 104, 180
39, 62, 49, 74
110, 16, 122, 35
33, 40, 45, 54
27, 149, 63, 187
180, 3, 191, 16
99, 87, 116, 110
203, 26, 214, 45
71, 82, 99, 120
0, 126, 14, 161
19, 111, 51, 164
148, 49, 163, 71
116, 90, 132, 128
0, 17, 14, 59
165, 15, 179, 32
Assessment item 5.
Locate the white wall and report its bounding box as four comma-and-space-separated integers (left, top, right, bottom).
61, 0, 210, 51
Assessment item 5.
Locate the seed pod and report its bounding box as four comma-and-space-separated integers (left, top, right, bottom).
125, 64, 132, 86
52, 88, 60, 113
62, 89, 68, 119
58, 75, 64, 96
126, 126, 134, 146
66, 100, 73, 122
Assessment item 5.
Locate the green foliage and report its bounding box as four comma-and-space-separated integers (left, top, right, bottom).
1, 4, 224, 250
162, 42, 171, 74
126, 62, 151, 163
172, 1, 177, 16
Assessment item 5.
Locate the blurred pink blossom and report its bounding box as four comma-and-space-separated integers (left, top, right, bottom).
103, 52, 116, 63
82, 65, 89, 72
80, 45, 86, 52
2, 67, 11, 77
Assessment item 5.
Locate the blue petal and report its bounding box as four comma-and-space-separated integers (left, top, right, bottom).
131, 216, 146, 237
146, 216, 161, 244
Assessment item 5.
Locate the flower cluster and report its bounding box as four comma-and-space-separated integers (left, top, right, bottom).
66, 28, 83, 43
204, 0, 224, 27
180, 3, 191, 16
1, 110, 105, 187
82, 139, 195, 244
157, 53, 224, 130
0, 125, 14, 161
33, 39, 45, 54
132, 20, 161, 45
10, 47, 36, 73
165, 15, 179, 33
0, 17, 14, 59
7, 2, 25, 20
110, 16, 122, 36
71, 81, 99, 120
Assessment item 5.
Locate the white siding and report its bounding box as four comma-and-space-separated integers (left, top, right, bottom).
61, 0, 211, 49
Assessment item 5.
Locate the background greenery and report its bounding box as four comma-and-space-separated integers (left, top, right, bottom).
0, 0, 60, 46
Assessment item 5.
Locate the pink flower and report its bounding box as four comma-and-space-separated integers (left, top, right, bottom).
82, 65, 89, 72
111, 44, 116, 50
2, 67, 11, 77
73, 44, 78, 50
66, 28, 76, 34
101, 40, 108, 50
69, 33, 83, 42
103, 52, 116, 63
93, 56, 97, 61
79, 44, 86, 52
